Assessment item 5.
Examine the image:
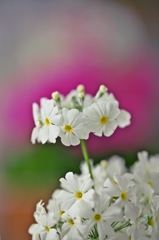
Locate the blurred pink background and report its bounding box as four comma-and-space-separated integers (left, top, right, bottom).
0, 0, 159, 239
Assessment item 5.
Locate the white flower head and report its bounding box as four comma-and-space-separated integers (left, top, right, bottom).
31, 98, 47, 144
60, 213, 88, 240
40, 99, 61, 144
38, 212, 59, 240
132, 151, 159, 194
59, 108, 89, 146
77, 193, 123, 240
104, 173, 139, 220
83, 101, 120, 137
56, 172, 95, 213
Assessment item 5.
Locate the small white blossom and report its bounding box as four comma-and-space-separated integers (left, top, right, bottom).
132, 151, 159, 193
56, 172, 94, 213
40, 99, 61, 144
61, 213, 88, 240
38, 212, 59, 240
104, 173, 139, 220
77, 193, 123, 240
31, 98, 47, 144
83, 101, 120, 137
59, 108, 89, 146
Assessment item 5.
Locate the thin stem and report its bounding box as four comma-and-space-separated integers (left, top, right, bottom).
80, 139, 94, 180
114, 221, 131, 232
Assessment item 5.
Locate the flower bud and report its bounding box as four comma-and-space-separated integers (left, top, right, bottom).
100, 160, 108, 169
99, 85, 108, 94
52, 91, 60, 101
78, 92, 85, 99
77, 84, 85, 93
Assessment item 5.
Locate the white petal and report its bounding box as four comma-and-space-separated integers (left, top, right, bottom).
57, 191, 75, 210
67, 109, 79, 125
97, 222, 115, 240
84, 104, 101, 119
69, 133, 80, 146
103, 178, 121, 196
28, 224, 39, 235
49, 229, 59, 240
40, 126, 49, 144
31, 127, 39, 144
75, 200, 93, 218
117, 110, 131, 128
73, 129, 89, 139
49, 125, 59, 143
50, 114, 61, 125
103, 205, 123, 222
61, 222, 70, 238
113, 174, 128, 192
124, 201, 139, 220
32, 103, 40, 123
106, 102, 120, 119
40, 97, 48, 107
60, 172, 79, 192
43, 99, 54, 116
103, 120, 118, 137
60, 133, 70, 146
67, 227, 83, 240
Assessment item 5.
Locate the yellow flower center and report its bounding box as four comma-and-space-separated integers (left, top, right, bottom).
148, 217, 154, 226
75, 191, 83, 200
121, 192, 127, 200
64, 124, 73, 133
99, 116, 109, 125
93, 213, 102, 222
45, 118, 51, 126
68, 218, 74, 226
147, 181, 152, 186
45, 226, 50, 232
113, 180, 118, 185
60, 210, 65, 217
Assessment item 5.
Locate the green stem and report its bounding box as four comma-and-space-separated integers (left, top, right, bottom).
114, 221, 131, 232
80, 140, 94, 180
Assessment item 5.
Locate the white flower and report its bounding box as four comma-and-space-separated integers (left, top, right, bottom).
136, 183, 154, 209
59, 108, 89, 146
83, 101, 120, 137
34, 200, 46, 222
77, 193, 123, 240
56, 172, 94, 213
28, 200, 46, 240
40, 99, 61, 144
47, 198, 64, 221
31, 98, 47, 144
38, 212, 59, 240
132, 151, 159, 193
104, 173, 139, 220
80, 156, 127, 195
96, 92, 131, 128
61, 213, 87, 240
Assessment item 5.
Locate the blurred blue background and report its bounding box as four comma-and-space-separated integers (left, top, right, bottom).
0, 0, 159, 239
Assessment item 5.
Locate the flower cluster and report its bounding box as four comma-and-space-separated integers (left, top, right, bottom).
29, 152, 159, 240
31, 85, 131, 146
29, 85, 159, 239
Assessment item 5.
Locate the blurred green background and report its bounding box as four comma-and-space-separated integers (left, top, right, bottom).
0, 0, 159, 239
